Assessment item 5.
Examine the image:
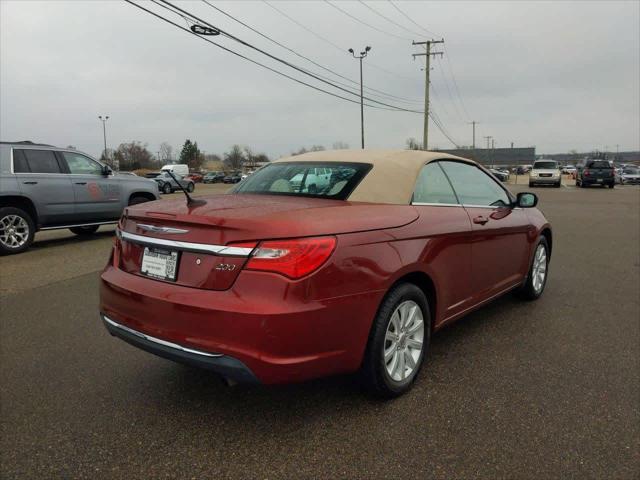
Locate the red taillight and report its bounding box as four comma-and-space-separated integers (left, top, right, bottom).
244, 236, 336, 279
583, 169, 590, 176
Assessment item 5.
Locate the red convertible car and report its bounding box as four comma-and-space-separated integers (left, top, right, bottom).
100, 150, 552, 397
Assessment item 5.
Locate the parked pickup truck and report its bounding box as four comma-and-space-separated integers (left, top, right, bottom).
0, 141, 160, 255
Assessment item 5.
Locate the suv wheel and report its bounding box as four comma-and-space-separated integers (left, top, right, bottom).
360, 283, 430, 398
0, 206, 35, 255
69, 225, 99, 235
187, 182, 195, 193
129, 196, 151, 206
162, 183, 172, 194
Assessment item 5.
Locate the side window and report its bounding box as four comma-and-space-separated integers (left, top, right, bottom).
62, 152, 103, 175
440, 161, 510, 207
22, 149, 62, 174
12, 149, 29, 173
413, 162, 459, 205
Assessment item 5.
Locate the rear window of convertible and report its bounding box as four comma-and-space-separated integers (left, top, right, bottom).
232, 162, 372, 200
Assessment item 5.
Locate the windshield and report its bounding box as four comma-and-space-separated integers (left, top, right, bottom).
233, 162, 372, 200
587, 161, 611, 169
533, 161, 558, 169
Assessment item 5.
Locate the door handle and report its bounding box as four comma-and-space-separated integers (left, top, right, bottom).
23, 181, 38, 185
74, 182, 87, 185
473, 215, 489, 225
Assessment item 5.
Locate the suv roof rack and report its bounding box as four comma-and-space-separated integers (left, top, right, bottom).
0, 141, 55, 147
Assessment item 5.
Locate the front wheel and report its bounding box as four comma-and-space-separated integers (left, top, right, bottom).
187, 182, 195, 193
515, 236, 549, 300
0, 206, 35, 255
162, 183, 172, 194
360, 283, 430, 398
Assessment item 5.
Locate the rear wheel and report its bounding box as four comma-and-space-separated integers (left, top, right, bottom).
187, 182, 195, 193
360, 283, 430, 398
69, 225, 99, 236
0, 207, 35, 255
129, 195, 152, 206
516, 236, 549, 300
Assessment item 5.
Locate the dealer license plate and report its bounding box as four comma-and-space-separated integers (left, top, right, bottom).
141, 247, 179, 281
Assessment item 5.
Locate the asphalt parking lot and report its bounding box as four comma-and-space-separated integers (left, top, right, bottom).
1, 183, 638, 479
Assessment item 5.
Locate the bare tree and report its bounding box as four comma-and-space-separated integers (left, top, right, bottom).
332, 141, 349, 150
406, 138, 422, 150
224, 145, 245, 170
159, 142, 173, 162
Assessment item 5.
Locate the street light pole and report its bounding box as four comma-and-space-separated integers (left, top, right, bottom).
98, 115, 109, 163
349, 46, 371, 149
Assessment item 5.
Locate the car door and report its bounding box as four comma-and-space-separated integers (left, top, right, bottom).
60, 151, 123, 221
411, 162, 473, 324
440, 161, 531, 301
13, 148, 76, 225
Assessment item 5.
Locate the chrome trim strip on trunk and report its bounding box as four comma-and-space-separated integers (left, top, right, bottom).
102, 315, 223, 358
118, 229, 254, 257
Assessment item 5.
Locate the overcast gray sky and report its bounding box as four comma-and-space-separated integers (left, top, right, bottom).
1, 0, 639, 159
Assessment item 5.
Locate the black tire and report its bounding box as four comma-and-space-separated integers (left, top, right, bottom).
308, 184, 318, 194
0, 206, 35, 255
528, 182, 534, 188
129, 196, 151, 206
608, 183, 614, 189
555, 181, 561, 188
187, 182, 195, 193
360, 283, 431, 398
515, 236, 549, 301
69, 225, 99, 236
162, 183, 172, 194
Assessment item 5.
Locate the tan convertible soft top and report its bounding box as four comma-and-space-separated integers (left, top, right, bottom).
273, 149, 477, 204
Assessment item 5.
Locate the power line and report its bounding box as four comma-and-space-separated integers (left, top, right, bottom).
126, 0, 403, 112
158, 0, 424, 113
262, 0, 415, 81
442, 45, 471, 121
387, 0, 439, 38
322, 0, 411, 41
435, 55, 465, 122
356, 0, 424, 38
128, 0, 460, 147
201, 0, 422, 105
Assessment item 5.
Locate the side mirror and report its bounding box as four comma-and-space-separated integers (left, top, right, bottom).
102, 165, 112, 176
516, 192, 538, 208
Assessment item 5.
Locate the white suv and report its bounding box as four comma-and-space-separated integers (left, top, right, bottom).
529, 160, 561, 188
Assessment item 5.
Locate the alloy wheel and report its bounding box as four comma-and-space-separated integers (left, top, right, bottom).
0, 214, 30, 249
383, 300, 425, 382
532, 244, 547, 293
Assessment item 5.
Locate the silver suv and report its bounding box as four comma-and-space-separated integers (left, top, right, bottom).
0, 141, 160, 255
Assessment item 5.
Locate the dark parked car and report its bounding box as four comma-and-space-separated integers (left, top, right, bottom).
223, 172, 242, 184
203, 172, 225, 184
153, 172, 195, 194
576, 159, 615, 188
100, 149, 552, 397
489, 168, 509, 182
0, 141, 159, 254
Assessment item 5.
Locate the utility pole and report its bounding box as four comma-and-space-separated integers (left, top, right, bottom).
484, 135, 493, 166
468, 121, 478, 149
412, 39, 444, 150
98, 115, 109, 162
348, 46, 371, 149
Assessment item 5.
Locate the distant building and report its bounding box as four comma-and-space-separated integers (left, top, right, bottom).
433, 147, 536, 166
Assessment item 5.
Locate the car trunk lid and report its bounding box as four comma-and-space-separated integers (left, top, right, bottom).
117, 194, 418, 290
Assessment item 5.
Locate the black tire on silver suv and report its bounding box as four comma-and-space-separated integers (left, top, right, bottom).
0, 206, 35, 255
162, 183, 172, 194
360, 283, 431, 398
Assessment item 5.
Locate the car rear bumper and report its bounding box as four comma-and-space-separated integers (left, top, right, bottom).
100, 265, 380, 384
102, 314, 260, 383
